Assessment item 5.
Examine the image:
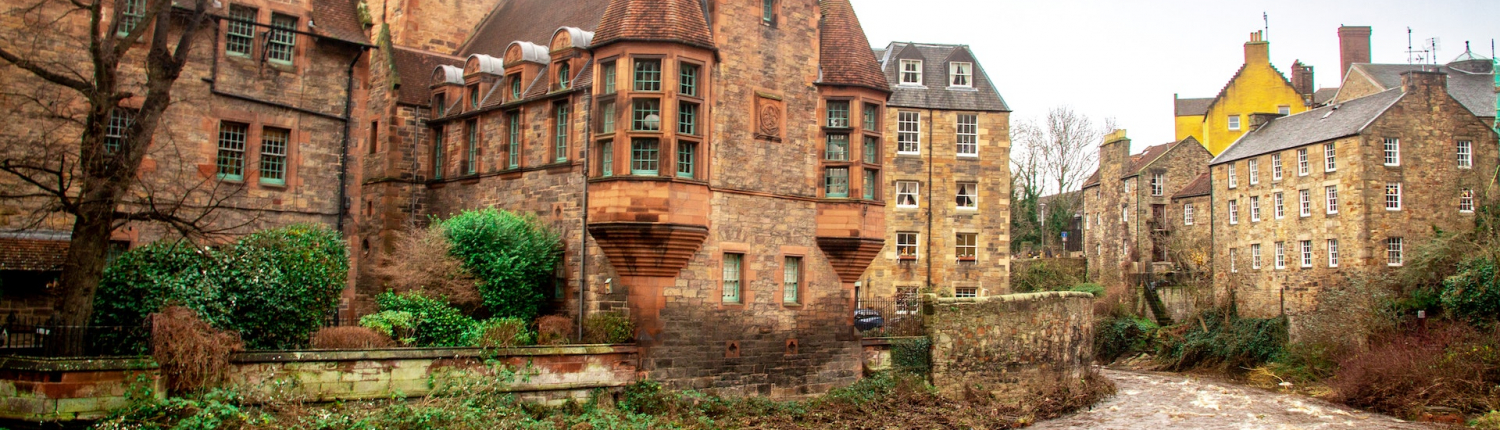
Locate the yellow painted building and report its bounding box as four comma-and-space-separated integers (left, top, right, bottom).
1174, 31, 1311, 156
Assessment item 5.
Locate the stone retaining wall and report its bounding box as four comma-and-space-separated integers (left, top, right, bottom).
924, 291, 1094, 403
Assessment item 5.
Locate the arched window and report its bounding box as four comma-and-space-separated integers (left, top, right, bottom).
557, 63, 571, 89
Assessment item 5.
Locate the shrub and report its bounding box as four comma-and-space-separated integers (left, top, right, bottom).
439, 208, 561, 322
890, 337, 932, 375
151, 306, 243, 394
617, 380, 669, 415
374, 225, 481, 313
1070, 283, 1105, 297
1011, 259, 1083, 293
374, 291, 474, 347
1441, 257, 1500, 325
582, 312, 634, 344
310, 327, 395, 349
93, 224, 346, 351
1475, 411, 1500, 430
1327, 323, 1500, 418
1094, 314, 1157, 363
535, 315, 573, 345
1154, 308, 1287, 371
359, 310, 417, 345
467, 317, 533, 347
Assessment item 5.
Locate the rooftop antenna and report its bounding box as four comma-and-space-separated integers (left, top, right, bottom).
1263, 12, 1268, 41
1406, 27, 1432, 68
1428, 37, 1442, 67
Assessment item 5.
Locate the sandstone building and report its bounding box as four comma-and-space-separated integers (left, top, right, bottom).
1210, 70, 1497, 318
1081, 132, 1210, 295
858, 42, 1011, 306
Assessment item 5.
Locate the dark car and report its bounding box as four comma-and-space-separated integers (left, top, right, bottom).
853, 309, 884, 331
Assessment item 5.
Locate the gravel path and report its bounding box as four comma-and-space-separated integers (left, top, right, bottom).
1030, 369, 1440, 430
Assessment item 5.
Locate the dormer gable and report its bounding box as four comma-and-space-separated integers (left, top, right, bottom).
549, 27, 595, 92
430, 65, 464, 117
502, 41, 551, 103
941, 47, 977, 89
892, 44, 926, 86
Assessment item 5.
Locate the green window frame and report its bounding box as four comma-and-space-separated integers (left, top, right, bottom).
508, 113, 520, 169
116, 0, 146, 36
633, 59, 661, 92
783, 256, 801, 304
677, 102, 697, 135
259, 127, 289, 185
557, 63, 571, 89
554, 105, 569, 162
677, 141, 696, 179
226, 6, 256, 57
468, 85, 480, 109
761, 0, 775, 23
267, 14, 297, 65
723, 253, 742, 303
510, 74, 522, 100
432, 126, 444, 179
630, 138, 659, 176
632, 99, 660, 131
601, 101, 616, 133
824, 167, 849, 198
215, 122, 248, 181
863, 103, 878, 131
599, 139, 613, 177
103, 108, 134, 154
863, 169, 877, 200
601, 62, 617, 94
863, 136, 879, 163
826, 100, 850, 128
465, 120, 478, 174
679, 63, 698, 97
433, 93, 446, 117
825, 134, 848, 161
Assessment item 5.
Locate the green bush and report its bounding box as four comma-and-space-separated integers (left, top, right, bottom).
1095, 315, 1158, 363
374, 291, 474, 347
466, 317, 533, 347
582, 312, 635, 344
1155, 308, 1287, 371
1441, 257, 1500, 325
439, 208, 561, 322
359, 311, 417, 345
93, 224, 346, 351
617, 380, 669, 415
1070, 283, 1105, 297
890, 337, 932, 375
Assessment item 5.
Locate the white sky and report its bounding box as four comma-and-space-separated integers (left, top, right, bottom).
854, 0, 1500, 152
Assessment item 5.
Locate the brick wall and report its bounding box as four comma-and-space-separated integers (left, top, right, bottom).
925, 291, 1094, 404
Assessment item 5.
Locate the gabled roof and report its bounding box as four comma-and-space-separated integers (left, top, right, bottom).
456, 0, 611, 57
391, 46, 463, 106
1174, 97, 1213, 116
1123, 139, 1182, 178
878, 42, 1009, 112
816, 0, 888, 92
1312, 87, 1339, 105
0, 237, 68, 272
1198, 63, 1299, 117
1348, 63, 1496, 118
308, 0, 370, 46
1081, 169, 1100, 189
592, 0, 715, 50
1172, 172, 1212, 200
1212, 88, 1404, 165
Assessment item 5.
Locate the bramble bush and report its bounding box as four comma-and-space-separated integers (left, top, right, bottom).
439, 208, 561, 323
370, 291, 474, 347
92, 224, 347, 351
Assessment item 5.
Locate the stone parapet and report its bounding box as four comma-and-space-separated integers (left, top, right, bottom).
924, 291, 1094, 404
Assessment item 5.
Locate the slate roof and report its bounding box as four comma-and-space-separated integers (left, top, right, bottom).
1174, 97, 1213, 116
0, 237, 68, 272
878, 42, 1009, 112
390, 46, 463, 106
1081, 169, 1100, 189
1312, 87, 1340, 105
1349, 63, 1497, 118
1212, 88, 1404, 165
1172, 172, 1212, 199
592, 0, 715, 50
456, 0, 611, 57
816, 0, 888, 92
308, 0, 369, 45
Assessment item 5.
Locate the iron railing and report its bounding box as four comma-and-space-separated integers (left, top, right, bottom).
0, 313, 150, 357
854, 298, 925, 337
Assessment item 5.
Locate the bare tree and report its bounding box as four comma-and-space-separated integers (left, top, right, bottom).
0, 0, 228, 337
1011, 107, 1109, 253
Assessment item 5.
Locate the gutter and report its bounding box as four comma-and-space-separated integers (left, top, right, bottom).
335, 51, 362, 233
578, 84, 593, 341
926, 108, 934, 293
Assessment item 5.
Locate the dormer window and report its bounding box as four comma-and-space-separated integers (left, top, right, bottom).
949, 62, 972, 87
557, 63, 571, 90
468, 85, 480, 110
509, 74, 522, 100
900, 60, 922, 85
433, 93, 446, 116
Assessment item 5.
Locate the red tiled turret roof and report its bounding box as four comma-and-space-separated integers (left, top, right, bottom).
817, 0, 889, 92
592, 0, 715, 50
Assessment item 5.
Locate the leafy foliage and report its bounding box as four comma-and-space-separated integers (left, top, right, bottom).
1441, 257, 1500, 325
439, 208, 561, 322
1010, 259, 1086, 293
373, 291, 474, 347
890, 337, 932, 375
534, 315, 573, 345
92, 224, 346, 351
358, 311, 417, 345
582, 312, 635, 344
310, 327, 395, 349
1070, 283, 1105, 297
1154, 308, 1287, 371
465, 317, 533, 347
1094, 314, 1158, 363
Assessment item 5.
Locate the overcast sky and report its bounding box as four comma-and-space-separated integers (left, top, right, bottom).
854, 0, 1500, 152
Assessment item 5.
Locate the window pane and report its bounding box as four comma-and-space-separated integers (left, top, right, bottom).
896, 181, 918, 207
631, 138, 659, 175
599, 140, 613, 177
677, 141, 695, 178
602, 62, 616, 94
557, 63, 571, 89
104, 109, 134, 154
824, 167, 849, 197
897, 112, 919, 153
433, 126, 444, 179
632, 99, 661, 131
508, 114, 521, 168
601, 102, 616, 133
226, 6, 256, 56
825, 134, 848, 161
863, 136, 879, 164
723, 254, 741, 303
260, 127, 289, 185
268, 14, 297, 64
677, 102, 697, 135
633, 59, 661, 92
466, 120, 478, 174
555, 105, 569, 162
783, 256, 800, 304
956, 114, 977, 156
826, 101, 849, 128
956, 182, 976, 208
863, 103, 878, 131
679, 63, 698, 97
117, 0, 146, 36
216, 122, 248, 180
863, 169, 876, 200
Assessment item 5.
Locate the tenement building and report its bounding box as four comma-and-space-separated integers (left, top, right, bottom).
1081, 132, 1210, 295
1209, 70, 1497, 318
0, 0, 370, 316
858, 42, 1011, 305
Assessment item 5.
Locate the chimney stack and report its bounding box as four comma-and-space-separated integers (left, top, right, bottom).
1290, 60, 1314, 95
1400, 70, 1447, 94
1338, 26, 1372, 80
1244, 30, 1269, 65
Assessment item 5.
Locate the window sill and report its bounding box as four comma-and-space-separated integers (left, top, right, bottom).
782, 302, 802, 308
895, 205, 919, 210
898, 256, 917, 261
895, 152, 921, 157
258, 181, 287, 189
957, 154, 979, 159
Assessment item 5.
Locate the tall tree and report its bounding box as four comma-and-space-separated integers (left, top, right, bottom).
1011, 107, 1110, 253
0, 0, 227, 339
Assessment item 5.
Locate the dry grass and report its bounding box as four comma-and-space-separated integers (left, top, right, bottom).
374, 226, 481, 312
535, 315, 572, 345
309, 326, 395, 349
150, 306, 243, 394
1326, 323, 1500, 418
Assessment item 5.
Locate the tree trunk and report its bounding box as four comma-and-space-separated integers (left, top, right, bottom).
52, 200, 117, 355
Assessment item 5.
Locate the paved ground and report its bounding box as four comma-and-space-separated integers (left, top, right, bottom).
1031, 369, 1440, 430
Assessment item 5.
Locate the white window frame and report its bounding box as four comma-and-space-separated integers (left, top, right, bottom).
896, 232, 919, 259
1122, 206, 1129, 223
1298, 189, 1311, 217
1227, 164, 1237, 188
1384, 138, 1400, 166
1274, 192, 1285, 219
1458, 140, 1473, 169
1300, 240, 1312, 268
1297, 148, 1309, 176
1251, 243, 1262, 269
1278, 105, 1291, 115
897, 111, 920, 154
1150, 173, 1164, 196
1460, 188, 1475, 213
722, 253, 743, 303
896, 181, 919, 208
1275, 242, 1286, 269
956, 114, 978, 157
955, 232, 977, 261
1327, 239, 1339, 268
1385, 182, 1402, 211
1250, 196, 1261, 222
1248, 159, 1259, 185
1230, 249, 1238, 273
1228, 115, 1241, 131
956, 181, 977, 210
1272, 153, 1283, 180
1326, 186, 1339, 214
899, 59, 923, 85
1183, 203, 1194, 225
949, 62, 972, 88
1387, 237, 1403, 266
1228, 199, 1239, 224
1324, 143, 1337, 172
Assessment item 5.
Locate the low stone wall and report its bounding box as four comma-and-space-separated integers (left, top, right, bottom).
0, 345, 638, 425
924, 291, 1094, 403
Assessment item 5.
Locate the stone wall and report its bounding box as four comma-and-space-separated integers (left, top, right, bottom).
0, 356, 160, 423
924, 291, 1094, 403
